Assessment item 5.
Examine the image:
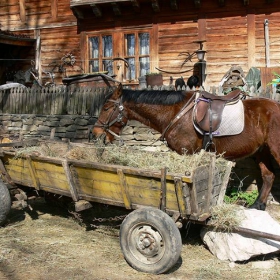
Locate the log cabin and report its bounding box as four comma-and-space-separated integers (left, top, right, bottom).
0, 0, 279, 90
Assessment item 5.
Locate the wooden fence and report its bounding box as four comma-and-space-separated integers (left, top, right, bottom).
0, 84, 279, 116
0, 86, 111, 116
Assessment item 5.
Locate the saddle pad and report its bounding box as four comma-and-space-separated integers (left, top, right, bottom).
193, 100, 244, 137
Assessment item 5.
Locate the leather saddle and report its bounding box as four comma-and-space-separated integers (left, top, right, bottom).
193, 89, 242, 133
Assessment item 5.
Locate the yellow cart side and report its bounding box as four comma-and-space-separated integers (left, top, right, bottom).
0, 151, 232, 221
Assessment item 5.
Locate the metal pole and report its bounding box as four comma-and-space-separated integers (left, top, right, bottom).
264, 19, 270, 67
206, 224, 280, 242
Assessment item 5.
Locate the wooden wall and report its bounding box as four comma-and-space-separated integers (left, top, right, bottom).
1, 1, 280, 89
0, 0, 79, 85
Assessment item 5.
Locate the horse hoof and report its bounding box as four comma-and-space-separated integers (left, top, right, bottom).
250, 201, 266, 211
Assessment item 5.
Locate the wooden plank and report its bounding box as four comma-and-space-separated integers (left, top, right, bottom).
117, 169, 132, 209
160, 167, 167, 211
247, 13, 256, 69
72, 165, 181, 211
19, 0, 26, 23
205, 155, 216, 212
62, 159, 79, 201
26, 156, 41, 190
68, 159, 192, 183
174, 176, 190, 216
217, 161, 235, 205
51, 0, 58, 20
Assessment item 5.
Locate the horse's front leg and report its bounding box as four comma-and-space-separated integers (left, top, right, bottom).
250, 147, 275, 210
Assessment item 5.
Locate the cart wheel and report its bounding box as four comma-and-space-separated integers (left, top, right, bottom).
120, 207, 182, 274
0, 180, 11, 226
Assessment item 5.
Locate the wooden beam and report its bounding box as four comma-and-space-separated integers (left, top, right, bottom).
218, 0, 225, 6
131, 0, 140, 10
19, 0, 26, 23
0, 34, 35, 46
51, 0, 58, 20
151, 0, 160, 12
111, 3, 121, 16
91, 4, 102, 17
194, 0, 200, 8
247, 13, 255, 69
71, 6, 84, 19
170, 0, 178, 10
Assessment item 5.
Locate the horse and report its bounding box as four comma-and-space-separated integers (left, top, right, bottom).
92, 83, 280, 210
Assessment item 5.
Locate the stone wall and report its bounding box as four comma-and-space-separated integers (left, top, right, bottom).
115, 120, 170, 152
0, 114, 168, 151
0, 114, 97, 142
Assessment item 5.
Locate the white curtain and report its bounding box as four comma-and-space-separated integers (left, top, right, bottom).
102, 36, 113, 57
139, 33, 150, 75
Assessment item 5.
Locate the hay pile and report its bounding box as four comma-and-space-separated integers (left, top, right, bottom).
209, 204, 244, 231
14, 141, 229, 176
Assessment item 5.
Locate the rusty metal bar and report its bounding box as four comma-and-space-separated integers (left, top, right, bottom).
207, 224, 280, 242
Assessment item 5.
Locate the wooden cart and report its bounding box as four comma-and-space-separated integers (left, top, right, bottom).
0, 142, 233, 274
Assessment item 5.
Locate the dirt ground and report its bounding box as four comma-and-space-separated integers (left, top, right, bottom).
1, 198, 280, 280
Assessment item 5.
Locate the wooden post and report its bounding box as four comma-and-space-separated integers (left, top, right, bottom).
205, 154, 215, 212
62, 160, 79, 202
217, 161, 235, 205
19, 0, 26, 23
160, 167, 167, 212
117, 169, 132, 209
264, 19, 270, 67
26, 156, 41, 190
247, 14, 256, 69
174, 177, 190, 216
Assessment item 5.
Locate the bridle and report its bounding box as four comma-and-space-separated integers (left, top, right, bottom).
94, 97, 127, 139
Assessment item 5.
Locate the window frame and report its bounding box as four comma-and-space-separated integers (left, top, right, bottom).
84, 28, 153, 84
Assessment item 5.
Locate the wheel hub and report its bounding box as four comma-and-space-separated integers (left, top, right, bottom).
136, 226, 162, 257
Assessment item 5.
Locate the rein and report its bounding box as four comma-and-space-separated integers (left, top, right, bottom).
159, 92, 197, 141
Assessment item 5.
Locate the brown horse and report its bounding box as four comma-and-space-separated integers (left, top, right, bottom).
93, 84, 280, 210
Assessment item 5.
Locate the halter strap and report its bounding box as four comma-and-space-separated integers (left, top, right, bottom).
93, 97, 127, 139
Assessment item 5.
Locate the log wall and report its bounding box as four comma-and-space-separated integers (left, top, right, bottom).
1, 1, 280, 90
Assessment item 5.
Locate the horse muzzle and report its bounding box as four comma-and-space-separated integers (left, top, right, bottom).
92, 127, 113, 145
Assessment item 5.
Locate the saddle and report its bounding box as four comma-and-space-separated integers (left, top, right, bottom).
193, 89, 241, 134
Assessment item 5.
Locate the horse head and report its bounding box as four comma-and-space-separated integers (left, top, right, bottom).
92, 83, 128, 144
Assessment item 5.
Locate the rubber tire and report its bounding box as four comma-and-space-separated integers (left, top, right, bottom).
0, 180, 11, 226
120, 207, 182, 274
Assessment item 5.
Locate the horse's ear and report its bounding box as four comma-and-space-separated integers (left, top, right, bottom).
115, 83, 123, 98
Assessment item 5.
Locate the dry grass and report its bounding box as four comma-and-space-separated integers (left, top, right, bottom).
1, 201, 280, 280
14, 142, 229, 176
209, 204, 245, 231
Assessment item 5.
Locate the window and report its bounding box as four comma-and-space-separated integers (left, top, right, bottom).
89, 35, 113, 75
124, 32, 150, 80
88, 29, 151, 83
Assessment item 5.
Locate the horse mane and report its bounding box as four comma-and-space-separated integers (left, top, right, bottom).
122, 89, 186, 105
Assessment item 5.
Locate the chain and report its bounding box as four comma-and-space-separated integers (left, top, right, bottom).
69, 210, 127, 231
90, 214, 127, 223
89, 214, 127, 236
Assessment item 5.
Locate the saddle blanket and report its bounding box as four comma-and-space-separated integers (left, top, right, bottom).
193, 100, 244, 137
